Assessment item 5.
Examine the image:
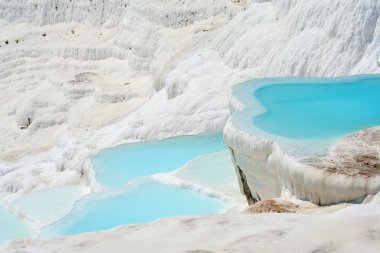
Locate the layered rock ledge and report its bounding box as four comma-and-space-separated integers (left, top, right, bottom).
224, 83, 380, 206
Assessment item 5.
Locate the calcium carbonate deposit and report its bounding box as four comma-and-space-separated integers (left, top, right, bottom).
1, 0, 380, 252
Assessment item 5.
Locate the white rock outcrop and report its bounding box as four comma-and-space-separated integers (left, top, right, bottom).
224, 78, 380, 206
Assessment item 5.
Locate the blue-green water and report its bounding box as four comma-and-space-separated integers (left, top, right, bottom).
0, 207, 32, 244
92, 133, 227, 188
39, 133, 230, 237
1, 133, 229, 242
235, 76, 380, 139
43, 182, 228, 236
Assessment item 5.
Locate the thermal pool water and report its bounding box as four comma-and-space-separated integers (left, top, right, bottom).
231, 75, 380, 157
1, 133, 234, 243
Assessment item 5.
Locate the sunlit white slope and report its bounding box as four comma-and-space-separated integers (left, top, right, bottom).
0, 0, 245, 161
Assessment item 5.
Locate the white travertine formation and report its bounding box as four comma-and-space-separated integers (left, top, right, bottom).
224, 75, 380, 206
224, 120, 380, 205
1, 0, 380, 241
0, 0, 245, 160
1, 0, 379, 192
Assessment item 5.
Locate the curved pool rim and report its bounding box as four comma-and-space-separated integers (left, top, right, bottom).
230, 74, 380, 157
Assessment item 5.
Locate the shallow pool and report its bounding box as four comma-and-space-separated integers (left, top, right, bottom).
253, 76, 380, 139
0, 206, 32, 245
232, 75, 380, 156
12, 186, 83, 227
42, 182, 229, 236
92, 132, 227, 188
3, 133, 232, 242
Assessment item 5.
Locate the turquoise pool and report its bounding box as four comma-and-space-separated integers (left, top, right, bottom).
42, 182, 228, 236
0, 206, 32, 245
38, 132, 230, 237
231, 75, 380, 156
254, 77, 380, 139
1, 133, 231, 243
92, 132, 227, 188
234, 75, 380, 139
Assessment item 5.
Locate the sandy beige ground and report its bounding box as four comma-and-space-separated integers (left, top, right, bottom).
2, 204, 380, 253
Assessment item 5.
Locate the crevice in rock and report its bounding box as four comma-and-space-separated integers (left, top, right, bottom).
228, 147, 257, 205
237, 165, 257, 205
